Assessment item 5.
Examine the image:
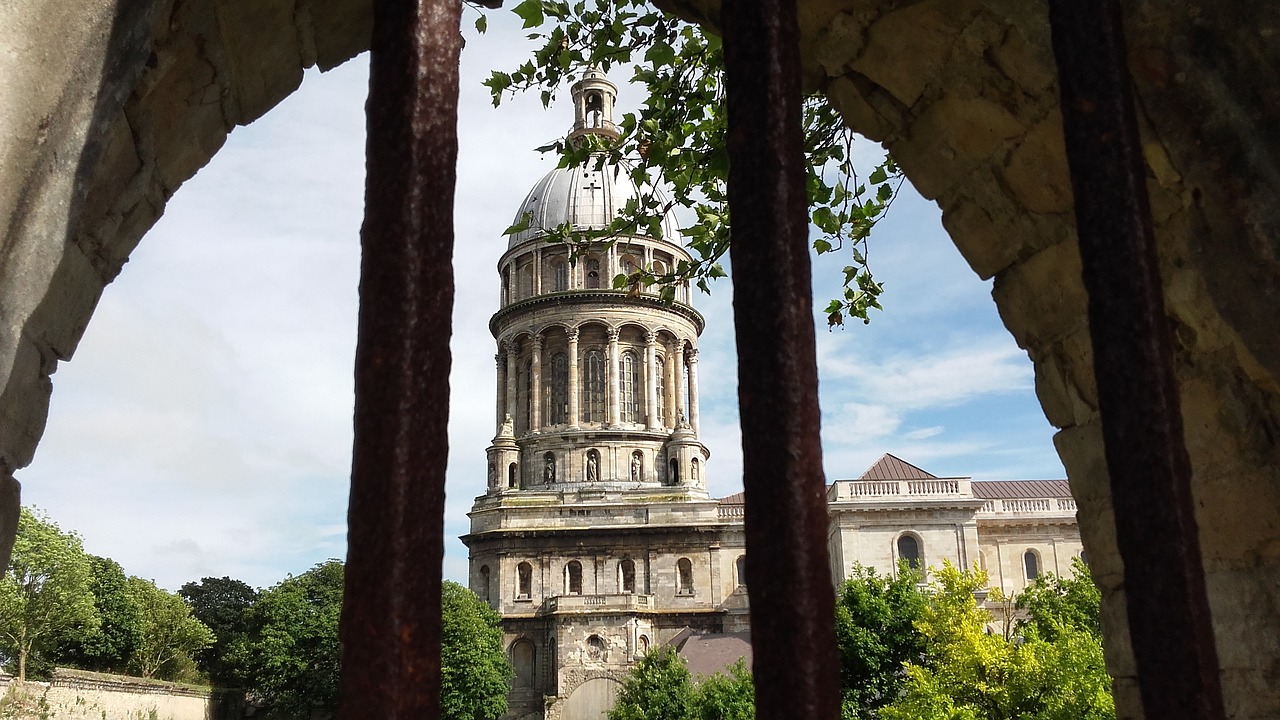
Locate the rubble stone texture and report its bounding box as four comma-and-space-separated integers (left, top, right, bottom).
1, 0, 1277, 717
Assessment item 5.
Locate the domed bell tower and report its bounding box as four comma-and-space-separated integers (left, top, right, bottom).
466, 71, 729, 720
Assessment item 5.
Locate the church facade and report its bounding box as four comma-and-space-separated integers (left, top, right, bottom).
461, 72, 1083, 720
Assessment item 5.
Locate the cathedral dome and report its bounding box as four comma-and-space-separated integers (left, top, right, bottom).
506, 160, 679, 249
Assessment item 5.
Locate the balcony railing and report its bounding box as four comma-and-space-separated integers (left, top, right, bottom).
542, 593, 655, 614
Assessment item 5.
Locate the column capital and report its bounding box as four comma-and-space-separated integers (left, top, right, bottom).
567, 328, 580, 343
607, 327, 620, 342
532, 333, 544, 349
687, 348, 699, 363
644, 330, 658, 345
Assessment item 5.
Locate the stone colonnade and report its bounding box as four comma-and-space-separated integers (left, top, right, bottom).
495, 326, 699, 435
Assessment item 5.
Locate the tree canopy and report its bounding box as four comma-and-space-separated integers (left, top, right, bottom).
440, 581, 512, 720
878, 563, 1114, 720
127, 576, 215, 679
179, 576, 259, 687
0, 508, 98, 680
834, 564, 928, 719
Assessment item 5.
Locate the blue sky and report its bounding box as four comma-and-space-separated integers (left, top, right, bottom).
15, 13, 1063, 591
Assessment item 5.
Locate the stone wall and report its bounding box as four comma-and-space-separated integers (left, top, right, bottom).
3, 1, 1279, 718
0, 669, 216, 720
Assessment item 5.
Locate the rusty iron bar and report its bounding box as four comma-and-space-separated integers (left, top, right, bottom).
338, 0, 462, 715
721, 0, 839, 717
1048, 1, 1226, 718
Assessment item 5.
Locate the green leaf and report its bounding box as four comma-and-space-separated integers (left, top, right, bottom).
512, 0, 544, 28
813, 238, 833, 254
474, 14, 487, 33
868, 166, 888, 184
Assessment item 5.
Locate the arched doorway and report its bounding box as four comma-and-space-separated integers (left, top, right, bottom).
560, 677, 622, 720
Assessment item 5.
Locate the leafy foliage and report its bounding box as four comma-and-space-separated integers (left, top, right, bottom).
247, 560, 345, 718
609, 647, 697, 720
879, 562, 1114, 720
179, 576, 259, 687
440, 581, 512, 720
833, 563, 928, 719
479, 0, 903, 325
693, 658, 754, 720
55, 555, 141, 675
126, 577, 214, 679
0, 508, 98, 680
608, 648, 754, 720
1015, 557, 1101, 643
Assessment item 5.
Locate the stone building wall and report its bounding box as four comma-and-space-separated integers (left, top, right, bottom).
1, 669, 215, 720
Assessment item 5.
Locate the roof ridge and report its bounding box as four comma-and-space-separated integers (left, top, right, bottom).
857, 453, 938, 480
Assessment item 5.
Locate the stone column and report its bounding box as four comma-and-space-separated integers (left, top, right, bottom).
495, 351, 506, 429
607, 328, 621, 426
664, 342, 677, 428
530, 333, 543, 432
673, 340, 687, 424
688, 348, 700, 434
505, 340, 518, 431
567, 329, 580, 428
533, 249, 542, 295
645, 331, 659, 429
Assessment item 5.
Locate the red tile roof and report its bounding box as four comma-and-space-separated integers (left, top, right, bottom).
971, 479, 1072, 499
718, 491, 745, 505
857, 453, 939, 480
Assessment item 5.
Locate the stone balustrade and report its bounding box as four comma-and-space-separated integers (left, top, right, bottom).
542, 593, 654, 614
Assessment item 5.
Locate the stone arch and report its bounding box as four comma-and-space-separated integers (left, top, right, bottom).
3, 3, 1280, 718
560, 676, 622, 720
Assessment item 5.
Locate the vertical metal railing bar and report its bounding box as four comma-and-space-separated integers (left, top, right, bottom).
338, 0, 463, 715
1048, 1, 1226, 718
721, 0, 839, 717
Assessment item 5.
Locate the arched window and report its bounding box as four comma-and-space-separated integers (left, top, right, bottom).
735, 555, 747, 588
637, 634, 650, 656
621, 351, 640, 423
479, 565, 491, 603
619, 559, 636, 594
502, 273, 511, 304
565, 561, 583, 595
586, 258, 601, 289
1024, 550, 1040, 580
517, 562, 532, 599
655, 355, 666, 423
669, 458, 680, 486
897, 534, 921, 570
582, 350, 605, 423
511, 639, 536, 688
548, 352, 568, 425
507, 463, 517, 489
552, 260, 568, 291
676, 558, 694, 595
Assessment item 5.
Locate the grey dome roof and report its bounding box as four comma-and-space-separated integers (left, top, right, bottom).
507, 158, 680, 249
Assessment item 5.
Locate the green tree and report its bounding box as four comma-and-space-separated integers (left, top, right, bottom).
833, 564, 928, 719
694, 658, 754, 720
248, 560, 345, 718
54, 555, 142, 674
1015, 557, 1101, 643
609, 647, 697, 720
180, 576, 259, 687
0, 508, 98, 680
440, 581, 512, 720
127, 577, 215, 680
879, 563, 1114, 720
481, 0, 903, 326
